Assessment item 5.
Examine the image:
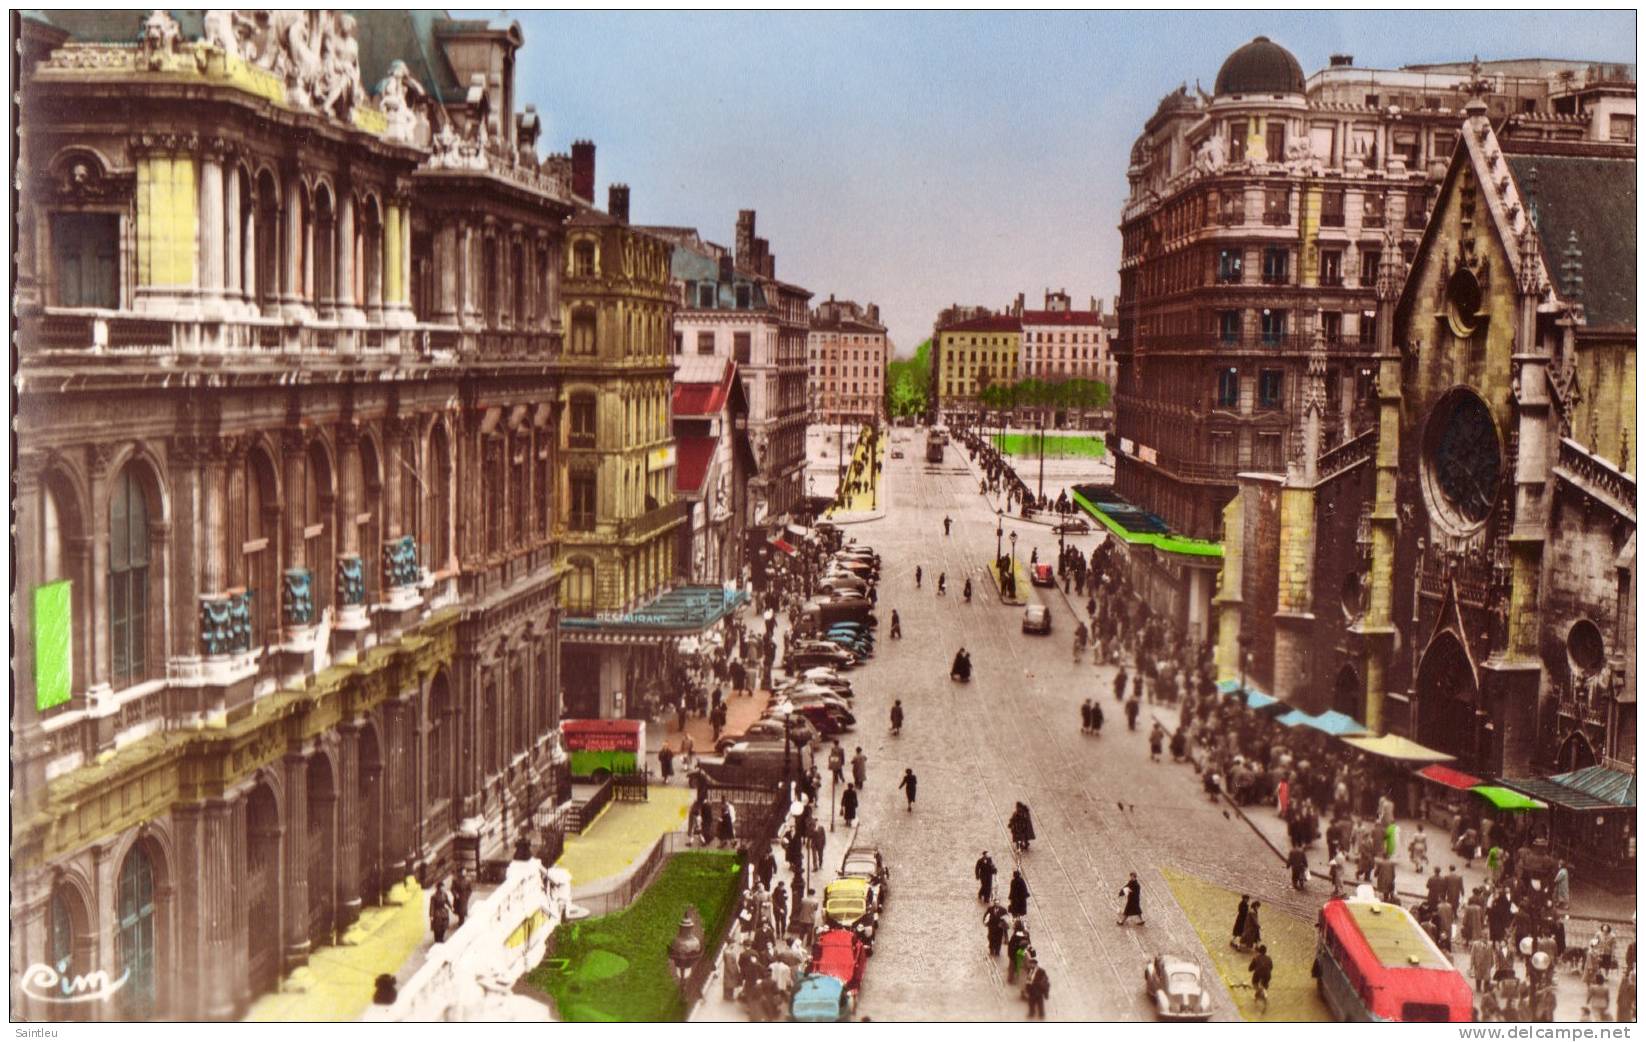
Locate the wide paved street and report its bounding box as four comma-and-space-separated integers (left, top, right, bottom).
817, 428, 1326, 1022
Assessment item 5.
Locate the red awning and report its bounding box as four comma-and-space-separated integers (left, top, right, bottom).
770, 538, 797, 556
1418, 764, 1484, 791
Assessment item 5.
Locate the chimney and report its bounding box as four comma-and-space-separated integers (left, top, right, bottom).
735, 210, 756, 271
571, 140, 596, 203
1014, 292, 1024, 317
754, 237, 772, 279
868, 303, 880, 324
1329, 54, 1354, 67
718, 253, 734, 283
608, 183, 630, 223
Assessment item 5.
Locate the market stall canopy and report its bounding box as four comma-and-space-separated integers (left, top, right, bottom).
1471, 785, 1548, 812
1275, 708, 1370, 736
1418, 764, 1485, 791
1340, 734, 1456, 764
1246, 689, 1279, 711
1504, 766, 1637, 811
769, 538, 798, 556
787, 523, 814, 541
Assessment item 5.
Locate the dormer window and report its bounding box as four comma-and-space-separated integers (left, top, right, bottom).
573, 241, 596, 277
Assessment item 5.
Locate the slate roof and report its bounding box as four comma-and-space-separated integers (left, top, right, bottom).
347, 10, 466, 103
1021, 310, 1106, 326
939, 314, 1022, 335
1505, 150, 1637, 329
24, 9, 205, 41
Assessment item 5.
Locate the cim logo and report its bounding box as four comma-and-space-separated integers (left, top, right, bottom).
19, 963, 129, 1005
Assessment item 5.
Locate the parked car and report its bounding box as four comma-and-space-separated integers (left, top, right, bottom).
785, 642, 856, 671
819, 574, 869, 595
1052, 517, 1091, 535
720, 715, 819, 753
812, 927, 871, 997
1022, 604, 1052, 634
1030, 563, 1056, 587
791, 973, 852, 1022
767, 700, 854, 735
839, 844, 890, 909
890, 448, 905, 459
695, 741, 810, 787
1143, 954, 1214, 1021
822, 878, 878, 939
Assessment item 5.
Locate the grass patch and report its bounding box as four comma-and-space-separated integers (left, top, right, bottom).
526, 849, 744, 1022
991, 433, 1107, 459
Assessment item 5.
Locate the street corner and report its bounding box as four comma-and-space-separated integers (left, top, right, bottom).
1159, 865, 1330, 1023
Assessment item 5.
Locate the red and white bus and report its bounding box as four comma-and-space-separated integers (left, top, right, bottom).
1312, 896, 1474, 1022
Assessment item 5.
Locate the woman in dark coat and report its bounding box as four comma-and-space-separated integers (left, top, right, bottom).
841, 783, 859, 827
1008, 870, 1031, 918
1231, 895, 1250, 946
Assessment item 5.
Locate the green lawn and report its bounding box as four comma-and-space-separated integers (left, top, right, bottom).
991, 433, 1107, 459
527, 850, 744, 1022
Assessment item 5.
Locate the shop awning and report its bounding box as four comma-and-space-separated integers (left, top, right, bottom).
1502, 767, 1637, 812
1246, 690, 1279, 711
1471, 785, 1548, 812
1340, 734, 1456, 764
1274, 709, 1310, 727
561, 585, 749, 640
1217, 679, 1240, 696
1274, 708, 1370, 736
1550, 766, 1636, 808
769, 538, 798, 556
1418, 764, 1485, 791
786, 523, 814, 541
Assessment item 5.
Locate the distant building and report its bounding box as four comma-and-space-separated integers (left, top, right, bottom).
808, 296, 888, 426
656, 212, 812, 524
672, 355, 758, 585
1110, 37, 1636, 642
1214, 89, 1635, 875
933, 314, 1022, 426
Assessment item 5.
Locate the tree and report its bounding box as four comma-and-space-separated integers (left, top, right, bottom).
885, 339, 932, 420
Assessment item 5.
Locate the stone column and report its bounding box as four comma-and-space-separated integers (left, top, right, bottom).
384, 419, 405, 540
241, 197, 257, 313
366, 215, 384, 321
383, 203, 402, 309
201, 442, 227, 596
224, 162, 242, 308
282, 175, 302, 313
199, 149, 225, 312
336, 192, 358, 322
336, 725, 363, 927
201, 799, 238, 1018
400, 201, 413, 312
434, 219, 459, 324
303, 203, 316, 312
282, 753, 311, 970
283, 431, 306, 576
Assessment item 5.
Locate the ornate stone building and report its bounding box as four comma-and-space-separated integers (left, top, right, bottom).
12, 10, 577, 1019
1215, 89, 1635, 801
555, 186, 692, 721
1111, 37, 1635, 642
807, 296, 887, 426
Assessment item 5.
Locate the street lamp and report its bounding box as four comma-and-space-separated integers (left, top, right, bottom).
1009, 531, 1018, 573
996, 511, 1004, 562
667, 906, 704, 982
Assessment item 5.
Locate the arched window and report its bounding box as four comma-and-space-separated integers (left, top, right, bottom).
255, 171, 280, 312
109, 466, 151, 689
314, 186, 335, 312
565, 557, 595, 616
427, 423, 451, 570
116, 844, 157, 1017
572, 241, 595, 277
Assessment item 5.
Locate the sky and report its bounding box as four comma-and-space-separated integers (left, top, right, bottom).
496, 10, 1637, 355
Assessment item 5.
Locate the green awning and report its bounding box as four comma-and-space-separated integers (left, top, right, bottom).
1471, 785, 1548, 812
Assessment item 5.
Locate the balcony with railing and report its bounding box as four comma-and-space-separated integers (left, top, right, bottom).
1320, 210, 1346, 228
1262, 210, 1293, 227
1130, 332, 1318, 355
1362, 212, 1385, 229
19, 307, 558, 366
617, 498, 691, 541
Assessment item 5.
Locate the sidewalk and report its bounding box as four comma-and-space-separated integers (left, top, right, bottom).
986, 556, 1030, 606
1230, 798, 1636, 925
653, 689, 775, 759
690, 817, 864, 1022
824, 432, 886, 520
557, 788, 695, 893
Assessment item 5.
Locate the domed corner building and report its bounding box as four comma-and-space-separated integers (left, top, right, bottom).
1112, 34, 1638, 824
1213, 35, 1306, 97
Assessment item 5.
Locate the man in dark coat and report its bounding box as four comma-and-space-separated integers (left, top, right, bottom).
771, 881, 789, 937
453, 870, 473, 926
1231, 894, 1250, 946
976, 851, 998, 903
898, 768, 918, 812
890, 700, 904, 735
759, 848, 778, 890
1114, 668, 1129, 703
983, 902, 1009, 958
1117, 872, 1145, 926
1009, 870, 1031, 918
841, 783, 859, 827
429, 880, 452, 943
1025, 961, 1051, 1019
1081, 700, 1093, 734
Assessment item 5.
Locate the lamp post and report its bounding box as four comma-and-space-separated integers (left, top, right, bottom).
996, 512, 1004, 563
1010, 530, 1018, 575
668, 906, 704, 982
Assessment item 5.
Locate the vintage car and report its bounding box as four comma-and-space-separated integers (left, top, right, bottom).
1143, 954, 1214, 1021
791, 973, 852, 1022
1022, 604, 1052, 634
1053, 517, 1092, 535
822, 877, 878, 938
812, 927, 871, 995
839, 844, 890, 908
1030, 562, 1056, 587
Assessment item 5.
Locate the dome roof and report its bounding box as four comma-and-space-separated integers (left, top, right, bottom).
1153, 84, 1198, 118
1214, 36, 1305, 96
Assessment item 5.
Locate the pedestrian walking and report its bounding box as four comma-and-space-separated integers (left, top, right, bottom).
1148, 721, 1165, 761
1239, 900, 1262, 951
1249, 944, 1273, 1011
1025, 961, 1051, 1019
851, 747, 868, 789
1116, 872, 1145, 926
976, 851, 998, 903
429, 880, 452, 943
1007, 918, 1031, 982
809, 820, 827, 871
828, 741, 845, 786
1288, 844, 1310, 890
944, 515, 952, 536
453, 870, 472, 926
1409, 824, 1429, 873
984, 902, 1009, 958
1231, 894, 1250, 946
841, 783, 859, 827
1114, 668, 1129, 703
898, 768, 918, 812
1081, 699, 1093, 734
890, 610, 902, 639
1091, 700, 1104, 734
890, 700, 904, 736
720, 798, 737, 846
772, 881, 789, 937
1008, 869, 1031, 918
915, 565, 922, 588
1125, 696, 1141, 732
